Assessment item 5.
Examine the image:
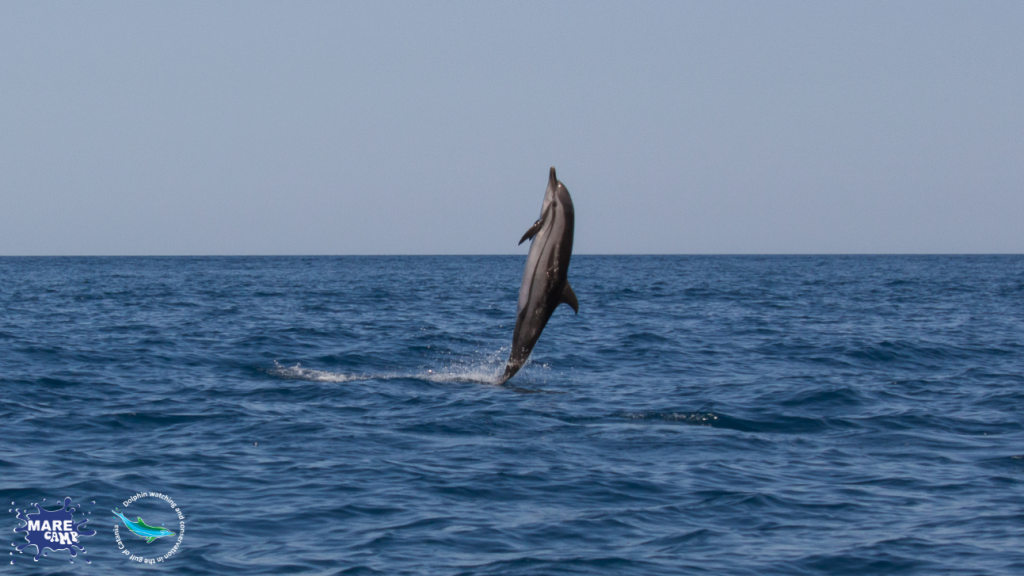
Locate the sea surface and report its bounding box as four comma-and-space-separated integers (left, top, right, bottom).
2, 255, 1023, 575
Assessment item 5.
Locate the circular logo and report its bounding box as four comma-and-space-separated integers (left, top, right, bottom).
112, 492, 185, 564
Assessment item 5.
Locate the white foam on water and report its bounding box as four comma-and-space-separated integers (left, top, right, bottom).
268, 362, 368, 383
268, 350, 512, 386
419, 365, 501, 385
623, 412, 720, 425
420, 348, 509, 384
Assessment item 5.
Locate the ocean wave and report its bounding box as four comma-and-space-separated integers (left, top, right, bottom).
5, 255, 1024, 575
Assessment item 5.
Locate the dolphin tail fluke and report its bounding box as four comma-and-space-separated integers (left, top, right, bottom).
497, 361, 521, 386
496, 368, 512, 386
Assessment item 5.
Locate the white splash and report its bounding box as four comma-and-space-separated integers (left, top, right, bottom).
267, 362, 381, 383
420, 347, 510, 384
267, 351, 511, 386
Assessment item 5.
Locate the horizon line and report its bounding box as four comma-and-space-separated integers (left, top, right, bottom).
1, 253, 1022, 258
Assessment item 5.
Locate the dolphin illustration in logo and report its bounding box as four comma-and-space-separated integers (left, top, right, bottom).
497, 167, 578, 385
112, 510, 175, 544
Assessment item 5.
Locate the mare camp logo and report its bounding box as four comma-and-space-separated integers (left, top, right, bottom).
11, 497, 97, 564
113, 492, 185, 564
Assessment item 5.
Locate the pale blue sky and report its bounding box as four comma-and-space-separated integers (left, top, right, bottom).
1, 1, 1021, 255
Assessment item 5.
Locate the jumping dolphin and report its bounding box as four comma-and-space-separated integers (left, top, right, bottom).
497, 167, 578, 385
112, 510, 175, 544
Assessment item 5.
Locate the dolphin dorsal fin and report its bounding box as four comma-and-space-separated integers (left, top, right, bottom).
560, 282, 579, 314
518, 219, 543, 245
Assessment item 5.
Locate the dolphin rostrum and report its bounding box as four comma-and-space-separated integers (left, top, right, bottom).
497, 167, 578, 385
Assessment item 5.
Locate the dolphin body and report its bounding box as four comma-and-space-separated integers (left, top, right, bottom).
112, 510, 176, 544
497, 167, 578, 385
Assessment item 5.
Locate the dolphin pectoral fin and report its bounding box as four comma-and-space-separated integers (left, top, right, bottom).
518, 219, 543, 245
560, 282, 579, 314
147, 536, 156, 544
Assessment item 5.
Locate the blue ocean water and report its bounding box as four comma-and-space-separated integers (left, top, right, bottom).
2, 255, 1023, 575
